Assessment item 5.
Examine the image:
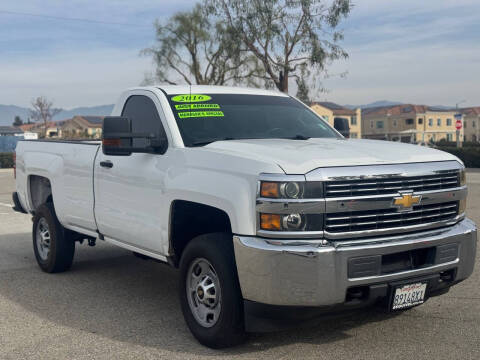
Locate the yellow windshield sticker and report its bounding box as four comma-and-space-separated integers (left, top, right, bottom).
175, 103, 220, 110
178, 111, 224, 119
171, 94, 212, 103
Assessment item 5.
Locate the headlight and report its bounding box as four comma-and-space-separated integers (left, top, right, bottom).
282, 213, 303, 230
260, 213, 305, 231
260, 213, 323, 232
280, 182, 302, 199
459, 169, 466, 186
258, 176, 324, 234
259, 181, 322, 199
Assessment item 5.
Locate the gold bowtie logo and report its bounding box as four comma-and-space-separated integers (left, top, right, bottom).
393, 193, 422, 211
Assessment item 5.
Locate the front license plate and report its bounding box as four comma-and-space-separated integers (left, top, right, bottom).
392, 282, 427, 310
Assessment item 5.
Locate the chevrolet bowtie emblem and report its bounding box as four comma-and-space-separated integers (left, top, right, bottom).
392, 192, 422, 211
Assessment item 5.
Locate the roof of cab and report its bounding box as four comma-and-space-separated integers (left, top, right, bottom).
154, 85, 289, 97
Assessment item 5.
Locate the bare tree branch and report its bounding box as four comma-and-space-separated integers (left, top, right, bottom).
30, 96, 61, 138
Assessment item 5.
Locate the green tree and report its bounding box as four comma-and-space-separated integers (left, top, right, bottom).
212, 0, 352, 93
143, 3, 264, 86
295, 65, 311, 104
12, 115, 23, 127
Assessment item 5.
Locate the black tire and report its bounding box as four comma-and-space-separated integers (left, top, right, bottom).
179, 233, 246, 348
32, 203, 75, 273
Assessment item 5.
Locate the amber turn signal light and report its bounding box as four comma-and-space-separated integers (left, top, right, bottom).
260, 182, 279, 198
260, 213, 282, 230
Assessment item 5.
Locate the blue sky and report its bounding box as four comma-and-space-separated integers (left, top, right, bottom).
1, 0, 479, 108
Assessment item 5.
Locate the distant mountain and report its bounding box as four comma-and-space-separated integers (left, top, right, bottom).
344, 100, 403, 109
0, 104, 114, 126
0, 105, 31, 126
53, 104, 114, 121
429, 105, 455, 111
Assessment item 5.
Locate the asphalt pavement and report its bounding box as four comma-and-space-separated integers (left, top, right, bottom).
0, 168, 479, 359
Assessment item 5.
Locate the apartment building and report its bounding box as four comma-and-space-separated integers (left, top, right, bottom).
310, 102, 362, 138
362, 104, 463, 144
461, 107, 480, 142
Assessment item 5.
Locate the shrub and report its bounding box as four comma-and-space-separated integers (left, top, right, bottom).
435, 146, 480, 168
435, 139, 479, 148
0, 152, 14, 168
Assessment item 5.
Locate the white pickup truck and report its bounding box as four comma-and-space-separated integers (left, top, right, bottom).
13, 86, 477, 348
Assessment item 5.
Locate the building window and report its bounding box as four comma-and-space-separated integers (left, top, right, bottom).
418, 118, 423, 124
376, 121, 384, 129
464, 121, 467, 128
350, 116, 357, 125
437, 118, 441, 126
473, 120, 476, 128
370, 120, 374, 128
447, 133, 453, 141
350, 132, 357, 138
406, 118, 414, 125
428, 118, 433, 126
393, 119, 397, 127
446, 118, 452, 126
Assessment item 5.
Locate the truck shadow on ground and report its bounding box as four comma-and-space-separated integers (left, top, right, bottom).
0, 233, 403, 356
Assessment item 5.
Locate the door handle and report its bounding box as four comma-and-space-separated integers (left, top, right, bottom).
100, 160, 113, 169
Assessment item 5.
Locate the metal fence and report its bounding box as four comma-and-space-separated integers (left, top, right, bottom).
0, 136, 22, 152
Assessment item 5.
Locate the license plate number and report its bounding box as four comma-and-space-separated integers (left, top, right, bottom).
392, 282, 427, 310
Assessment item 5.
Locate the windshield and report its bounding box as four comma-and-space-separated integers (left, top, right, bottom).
166, 93, 340, 146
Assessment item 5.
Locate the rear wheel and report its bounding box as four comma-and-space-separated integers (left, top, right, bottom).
179, 233, 246, 348
33, 203, 75, 273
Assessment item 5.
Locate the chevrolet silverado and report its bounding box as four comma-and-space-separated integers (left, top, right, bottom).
13, 86, 477, 348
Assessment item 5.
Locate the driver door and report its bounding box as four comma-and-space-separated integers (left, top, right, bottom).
94, 91, 171, 255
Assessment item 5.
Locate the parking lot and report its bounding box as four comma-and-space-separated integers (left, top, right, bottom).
0, 167, 479, 359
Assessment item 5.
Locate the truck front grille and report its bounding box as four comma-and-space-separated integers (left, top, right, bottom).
325, 172, 460, 198
325, 201, 459, 234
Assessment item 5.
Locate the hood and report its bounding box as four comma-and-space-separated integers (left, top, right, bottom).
204, 138, 460, 174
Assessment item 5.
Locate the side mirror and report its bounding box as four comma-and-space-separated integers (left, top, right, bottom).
334, 117, 350, 138
102, 117, 168, 156
102, 117, 133, 156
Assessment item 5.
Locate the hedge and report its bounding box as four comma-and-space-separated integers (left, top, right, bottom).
0, 152, 14, 168
436, 146, 480, 168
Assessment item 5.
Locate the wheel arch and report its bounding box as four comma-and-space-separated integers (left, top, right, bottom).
168, 200, 232, 267
28, 175, 54, 212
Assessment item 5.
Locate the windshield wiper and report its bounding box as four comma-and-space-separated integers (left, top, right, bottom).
190, 137, 235, 147
286, 134, 311, 140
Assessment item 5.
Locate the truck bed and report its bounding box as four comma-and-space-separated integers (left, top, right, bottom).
15, 140, 101, 234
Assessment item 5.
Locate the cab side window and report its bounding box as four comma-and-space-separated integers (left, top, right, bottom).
121, 95, 168, 149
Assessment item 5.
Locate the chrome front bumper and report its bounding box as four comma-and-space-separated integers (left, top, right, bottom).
233, 218, 477, 307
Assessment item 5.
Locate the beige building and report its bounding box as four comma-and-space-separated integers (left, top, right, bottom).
61, 116, 103, 139
362, 104, 464, 144
19, 121, 63, 138
461, 107, 480, 143
310, 102, 362, 138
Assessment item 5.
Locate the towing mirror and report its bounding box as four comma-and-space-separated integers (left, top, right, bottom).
102, 117, 167, 156
333, 117, 350, 138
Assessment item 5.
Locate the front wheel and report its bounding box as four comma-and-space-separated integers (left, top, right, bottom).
179, 233, 246, 348
32, 203, 75, 273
